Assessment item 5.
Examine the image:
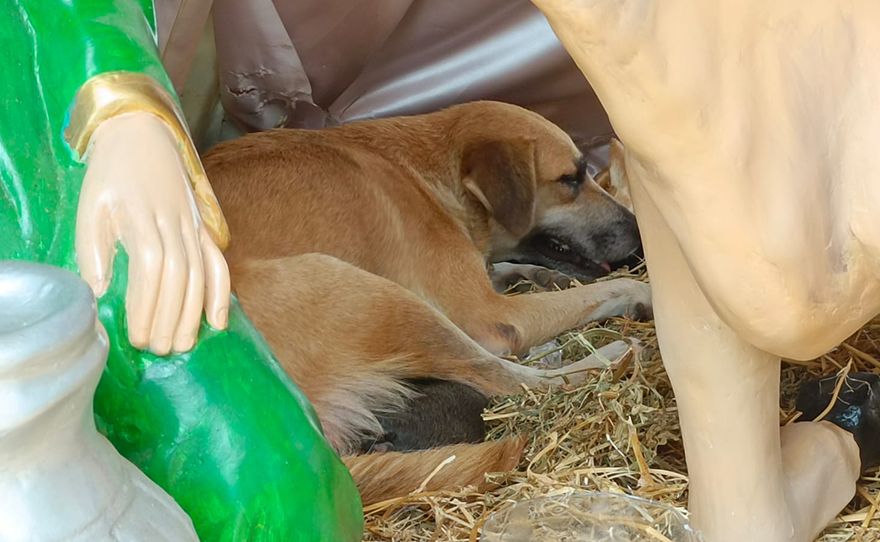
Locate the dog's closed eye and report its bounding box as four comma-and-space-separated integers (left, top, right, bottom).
557, 156, 587, 188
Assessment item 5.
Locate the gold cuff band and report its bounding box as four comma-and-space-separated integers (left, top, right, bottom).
64, 72, 230, 251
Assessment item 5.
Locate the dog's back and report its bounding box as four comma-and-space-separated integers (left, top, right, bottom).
206, 117, 529, 503
204, 129, 443, 276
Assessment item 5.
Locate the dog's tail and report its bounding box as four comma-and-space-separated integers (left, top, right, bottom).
343, 438, 525, 507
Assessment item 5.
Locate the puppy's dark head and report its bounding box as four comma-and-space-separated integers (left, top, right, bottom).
455, 102, 641, 281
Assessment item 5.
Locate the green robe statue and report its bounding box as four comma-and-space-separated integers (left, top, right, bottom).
0, 1, 364, 540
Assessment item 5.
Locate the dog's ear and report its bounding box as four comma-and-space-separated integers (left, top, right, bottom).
596, 138, 633, 212
605, 138, 634, 212
595, 164, 612, 192
461, 139, 536, 238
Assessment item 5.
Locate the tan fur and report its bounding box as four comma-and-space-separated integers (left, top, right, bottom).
344, 439, 525, 507
596, 138, 634, 212
231, 254, 635, 454
203, 101, 649, 505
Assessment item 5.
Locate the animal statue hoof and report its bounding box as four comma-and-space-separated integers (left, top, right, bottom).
0, 261, 198, 542
796, 372, 880, 471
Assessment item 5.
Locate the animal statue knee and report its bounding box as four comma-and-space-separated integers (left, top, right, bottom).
531, 0, 880, 540
0, 261, 198, 541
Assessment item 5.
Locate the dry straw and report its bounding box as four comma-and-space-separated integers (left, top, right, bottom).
363, 265, 880, 541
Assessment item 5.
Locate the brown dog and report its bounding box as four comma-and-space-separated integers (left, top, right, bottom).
202, 101, 651, 504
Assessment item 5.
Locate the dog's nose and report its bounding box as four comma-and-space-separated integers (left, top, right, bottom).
612, 215, 644, 269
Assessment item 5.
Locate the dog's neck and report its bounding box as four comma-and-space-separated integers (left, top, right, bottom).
331, 110, 497, 256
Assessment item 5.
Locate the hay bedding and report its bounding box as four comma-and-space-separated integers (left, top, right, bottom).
362, 265, 880, 542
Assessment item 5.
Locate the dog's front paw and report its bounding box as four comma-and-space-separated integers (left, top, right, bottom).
530, 267, 573, 291
589, 279, 653, 321
489, 262, 573, 293
621, 280, 653, 320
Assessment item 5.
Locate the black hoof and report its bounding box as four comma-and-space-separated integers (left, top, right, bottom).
796, 372, 880, 471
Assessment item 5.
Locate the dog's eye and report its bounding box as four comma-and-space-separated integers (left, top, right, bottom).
558, 172, 583, 187
558, 157, 587, 188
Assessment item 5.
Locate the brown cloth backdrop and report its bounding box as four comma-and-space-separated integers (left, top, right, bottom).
157, 0, 615, 172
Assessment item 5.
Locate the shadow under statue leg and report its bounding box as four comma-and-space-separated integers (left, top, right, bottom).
93, 252, 363, 542
630, 176, 859, 542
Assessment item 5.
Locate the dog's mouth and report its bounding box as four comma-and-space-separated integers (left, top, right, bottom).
539, 235, 612, 272
516, 232, 613, 281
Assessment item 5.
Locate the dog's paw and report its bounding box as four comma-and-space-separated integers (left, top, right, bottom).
530, 267, 573, 291
590, 279, 653, 321
369, 441, 395, 453
547, 338, 641, 387
358, 435, 396, 454
628, 292, 653, 320
489, 262, 573, 293
525, 339, 564, 368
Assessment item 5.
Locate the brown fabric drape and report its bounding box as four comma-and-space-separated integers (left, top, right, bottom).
156, 0, 214, 92
160, 0, 615, 171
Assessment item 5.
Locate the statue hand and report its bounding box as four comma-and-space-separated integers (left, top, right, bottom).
76, 112, 230, 355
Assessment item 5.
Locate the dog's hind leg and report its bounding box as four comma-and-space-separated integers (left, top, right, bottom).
230, 254, 634, 454
359, 336, 634, 453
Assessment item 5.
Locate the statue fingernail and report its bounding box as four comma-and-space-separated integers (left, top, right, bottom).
175, 336, 195, 353
129, 333, 149, 350
154, 337, 172, 354
218, 308, 228, 329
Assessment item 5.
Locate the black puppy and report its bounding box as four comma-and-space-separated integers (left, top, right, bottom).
797, 372, 880, 470
360, 379, 489, 453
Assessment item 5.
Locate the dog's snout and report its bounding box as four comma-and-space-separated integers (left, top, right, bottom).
623, 212, 640, 244
613, 212, 644, 267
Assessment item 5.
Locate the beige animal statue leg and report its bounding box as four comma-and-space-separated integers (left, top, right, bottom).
630, 178, 860, 542
530, 0, 880, 540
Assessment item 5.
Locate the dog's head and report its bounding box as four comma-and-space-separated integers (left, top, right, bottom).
456, 103, 641, 282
